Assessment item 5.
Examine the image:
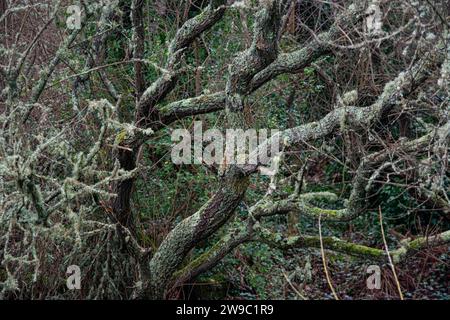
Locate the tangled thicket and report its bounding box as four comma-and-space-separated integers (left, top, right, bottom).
0, 0, 449, 299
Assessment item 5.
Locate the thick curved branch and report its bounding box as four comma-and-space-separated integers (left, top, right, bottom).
170, 227, 251, 290
147, 0, 287, 299
169, 205, 450, 288
157, 92, 227, 126
257, 227, 450, 263
346, 120, 450, 217
113, 0, 228, 229
147, 167, 249, 298
130, 2, 368, 131
249, 2, 365, 91
136, 0, 227, 122
241, 42, 446, 174
226, 0, 285, 111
